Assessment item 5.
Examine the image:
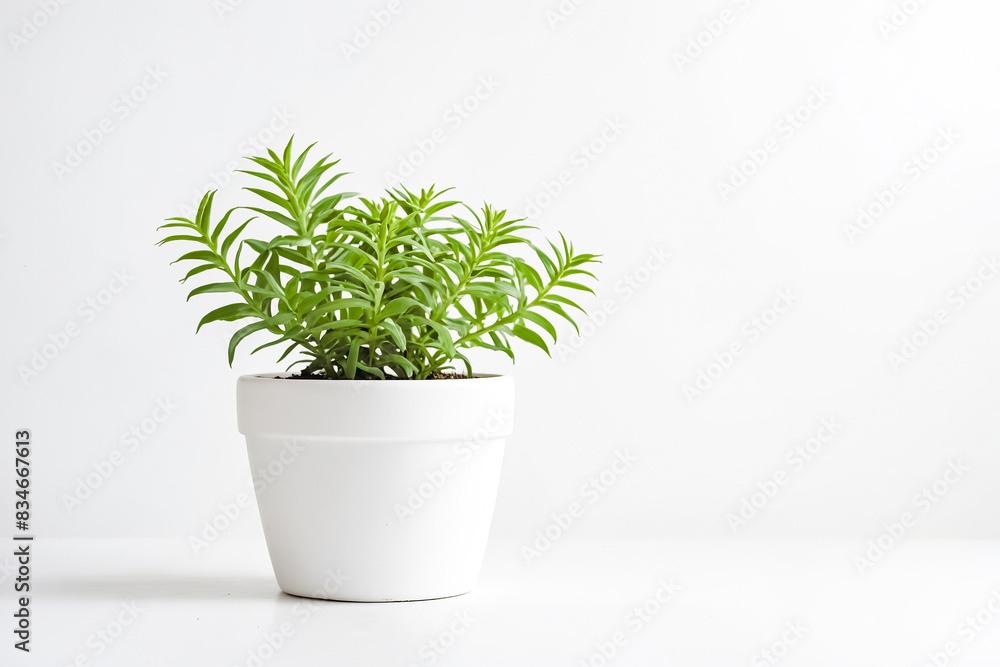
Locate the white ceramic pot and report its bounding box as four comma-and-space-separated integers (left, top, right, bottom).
236, 373, 514, 602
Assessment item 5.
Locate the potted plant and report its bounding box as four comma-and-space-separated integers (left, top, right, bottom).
159, 138, 599, 601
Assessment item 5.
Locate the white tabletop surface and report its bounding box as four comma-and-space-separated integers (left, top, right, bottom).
9, 537, 1000, 666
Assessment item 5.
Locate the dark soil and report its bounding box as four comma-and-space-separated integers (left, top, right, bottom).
275, 369, 469, 381
427, 371, 468, 380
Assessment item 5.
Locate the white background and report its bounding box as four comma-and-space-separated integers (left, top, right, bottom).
3, 0, 1000, 551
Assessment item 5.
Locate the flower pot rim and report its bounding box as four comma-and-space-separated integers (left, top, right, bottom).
240, 372, 507, 382
236, 373, 515, 439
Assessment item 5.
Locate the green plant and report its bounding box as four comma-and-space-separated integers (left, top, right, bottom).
158, 138, 600, 379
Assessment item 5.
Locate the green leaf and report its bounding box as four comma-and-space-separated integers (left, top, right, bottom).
186, 282, 242, 301
291, 142, 317, 179
557, 280, 596, 294
221, 219, 253, 258
312, 298, 373, 318
381, 319, 407, 350
344, 339, 361, 379
281, 136, 294, 169
159, 218, 195, 229
157, 234, 203, 246
538, 300, 580, 334
512, 324, 550, 355
544, 293, 586, 311
210, 208, 238, 245
172, 250, 225, 267
413, 316, 457, 358
196, 303, 257, 333
377, 297, 424, 321
246, 188, 298, 216
521, 311, 557, 341
228, 321, 271, 365
245, 206, 299, 232
182, 264, 219, 282
384, 353, 418, 377
195, 191, 216, 234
